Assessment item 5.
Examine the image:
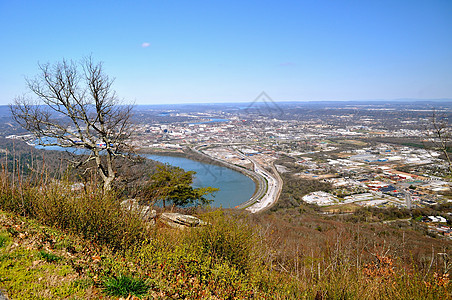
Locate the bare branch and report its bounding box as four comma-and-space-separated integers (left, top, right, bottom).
10, 57, 134, 191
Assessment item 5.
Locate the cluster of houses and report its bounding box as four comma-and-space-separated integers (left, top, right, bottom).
420, 216, 452, 238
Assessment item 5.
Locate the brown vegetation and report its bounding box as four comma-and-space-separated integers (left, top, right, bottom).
0, 153, 452, 298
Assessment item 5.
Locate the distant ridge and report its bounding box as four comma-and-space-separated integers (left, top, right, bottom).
132, 98, 452, 107
2, 98, 451, 110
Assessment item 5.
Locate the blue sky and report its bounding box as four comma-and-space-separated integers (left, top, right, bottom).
0, 0, 451, 104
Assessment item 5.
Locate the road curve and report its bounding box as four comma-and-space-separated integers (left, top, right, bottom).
244, 156, 283, 213
190, 146, 282, 212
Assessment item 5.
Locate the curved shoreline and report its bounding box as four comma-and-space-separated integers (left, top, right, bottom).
138, 146, 282, 212
139, 148, 258, 183
138, 147, 266, 209
189, 146, 266, 209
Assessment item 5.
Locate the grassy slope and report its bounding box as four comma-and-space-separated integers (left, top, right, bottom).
0, 168, 451, 299
1, 207, 452, 299
0, 211, 96, 299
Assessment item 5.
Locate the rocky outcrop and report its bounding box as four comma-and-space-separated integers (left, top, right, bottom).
160, 212, 208, 229
120, 200, 207, 229
120, 199, 156, 223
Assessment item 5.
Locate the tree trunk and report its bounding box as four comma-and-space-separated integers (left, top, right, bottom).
103, 150, 115, 192
103, 175, 114, 192
94, 149, 115, 193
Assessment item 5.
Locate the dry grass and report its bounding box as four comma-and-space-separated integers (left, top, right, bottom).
0, 164, 149, 251
0, 161, 451, 298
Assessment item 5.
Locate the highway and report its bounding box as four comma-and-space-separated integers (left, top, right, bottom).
190, 146, 282, 212
244, 155, 283, 213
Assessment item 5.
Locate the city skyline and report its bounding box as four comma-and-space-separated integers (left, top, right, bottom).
1, 0, 451, 105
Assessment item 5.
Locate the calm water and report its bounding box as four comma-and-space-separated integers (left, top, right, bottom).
34, 142, 255, 207
146, 154, 255, 208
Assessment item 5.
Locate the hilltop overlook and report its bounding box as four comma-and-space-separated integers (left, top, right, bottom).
1, 0, 451, 298
1, 98, 452, 299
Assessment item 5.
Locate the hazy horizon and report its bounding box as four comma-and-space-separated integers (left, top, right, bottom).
1, 97, 451, 109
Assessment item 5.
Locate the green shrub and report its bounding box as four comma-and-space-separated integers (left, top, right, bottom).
122, 211, 267, 299
0, 173, 149, 251
39, 250, 61, 263
102, 274, 149, 298
190, 211, 257, 275
0, 233, 9, 248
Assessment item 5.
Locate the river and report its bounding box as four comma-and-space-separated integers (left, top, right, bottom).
146, 154, 255, 208
34, 141, 256, 207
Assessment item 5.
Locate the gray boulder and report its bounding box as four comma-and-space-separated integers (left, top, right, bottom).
0, 290, 8, 300
120, 199, 156, 222
160, 212, 207, 229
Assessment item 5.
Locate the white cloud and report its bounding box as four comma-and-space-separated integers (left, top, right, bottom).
141, 42, 151, 48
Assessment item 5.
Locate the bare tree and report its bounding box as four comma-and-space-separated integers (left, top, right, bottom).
424, 110, 452, 175
10, 57, 134, 191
